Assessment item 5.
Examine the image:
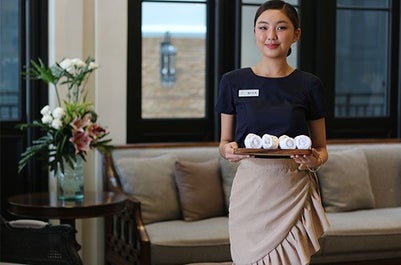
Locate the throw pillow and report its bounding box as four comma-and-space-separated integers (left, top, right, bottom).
318, 148, 375, 212
219, 157, 239, 211
114, 154, 180, 224
174, 159, 226, 221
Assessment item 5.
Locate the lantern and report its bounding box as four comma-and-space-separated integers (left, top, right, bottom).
160, 32, 177, 87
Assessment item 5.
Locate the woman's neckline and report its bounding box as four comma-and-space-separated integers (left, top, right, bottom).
249, 66, 297, 79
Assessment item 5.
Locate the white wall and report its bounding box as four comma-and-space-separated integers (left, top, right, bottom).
48, 0, 127, 264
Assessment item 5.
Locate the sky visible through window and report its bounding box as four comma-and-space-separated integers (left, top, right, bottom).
142, 3, 206, 38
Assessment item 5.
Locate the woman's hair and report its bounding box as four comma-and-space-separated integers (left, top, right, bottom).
253, 0, 300, 56
253, 0, 299, 29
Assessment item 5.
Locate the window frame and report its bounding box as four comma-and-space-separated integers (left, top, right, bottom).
127, 0, 227, 143
127, 0, 401, 142
300, 0, 400, 138
0, 0, 49, 220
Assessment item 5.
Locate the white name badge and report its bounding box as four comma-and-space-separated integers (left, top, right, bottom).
238, 89, 259, 97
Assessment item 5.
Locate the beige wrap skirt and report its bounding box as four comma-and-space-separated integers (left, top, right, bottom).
229, 158, 329, 265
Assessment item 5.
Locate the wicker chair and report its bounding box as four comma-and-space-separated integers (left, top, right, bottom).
0, 216, 83, 265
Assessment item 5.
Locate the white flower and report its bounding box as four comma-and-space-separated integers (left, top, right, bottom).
41, 114, 53, 124
51, 118, 63, 130
88, 62, 99, 70
40, 105, 51, 116
59, 58, 73, 73
52, 107, 65, 119
71, 58, 86, 68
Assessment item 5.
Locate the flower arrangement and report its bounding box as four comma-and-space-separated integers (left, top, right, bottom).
18, 57, 113, 174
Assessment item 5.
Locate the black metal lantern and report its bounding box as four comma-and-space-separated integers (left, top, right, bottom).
160, 32, 177, 87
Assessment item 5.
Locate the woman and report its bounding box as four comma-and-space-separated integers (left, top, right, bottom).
215, 1, 330, 264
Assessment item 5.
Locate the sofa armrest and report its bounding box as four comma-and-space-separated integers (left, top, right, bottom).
105, 198, 151, 265
136, 202, 151, 265
103, 152, 125, 194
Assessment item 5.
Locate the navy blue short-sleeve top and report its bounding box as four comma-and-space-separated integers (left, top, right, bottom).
215, 68, 326, 148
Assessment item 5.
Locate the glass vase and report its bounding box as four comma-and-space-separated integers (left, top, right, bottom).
56, 156, 84, 200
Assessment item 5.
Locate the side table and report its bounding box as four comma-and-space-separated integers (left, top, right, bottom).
7, 191, 127, 229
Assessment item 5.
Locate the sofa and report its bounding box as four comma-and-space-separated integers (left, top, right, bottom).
103, 139, 401, 265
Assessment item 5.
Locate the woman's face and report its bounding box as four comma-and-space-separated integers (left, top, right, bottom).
254, 9, 300, 59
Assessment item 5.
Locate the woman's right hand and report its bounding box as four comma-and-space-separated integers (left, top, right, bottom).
222, 141, 250, 162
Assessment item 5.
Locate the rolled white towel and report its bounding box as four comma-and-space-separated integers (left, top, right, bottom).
244, 133, 263, 149
295, 135, 312, 149
278, 135, 296, 149
261, 134, 279, 149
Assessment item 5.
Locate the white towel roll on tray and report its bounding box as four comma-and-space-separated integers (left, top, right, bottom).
244, 133, 311, 150
244, 133, 263, 148
295, 135, 312, 149
278, 135, 296, 149
261, 134, 279, 149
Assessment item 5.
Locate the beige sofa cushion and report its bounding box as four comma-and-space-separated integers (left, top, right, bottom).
318, 148, 375, 212
362, 144, 401, 208
325, 207, 401, 236
174, 159, 226, 221
114, 154, 181, 224
145, 217, 231, 265
312, 208, 401, 263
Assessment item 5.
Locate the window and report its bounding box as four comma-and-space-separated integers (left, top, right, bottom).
141, 1, 206, 118
127, 0, 216, 142
127, 0, 401, 141
0, 0, 49, 220
0, 0, 20, 121
301, 0, 400, 138
335, 0, 390, 118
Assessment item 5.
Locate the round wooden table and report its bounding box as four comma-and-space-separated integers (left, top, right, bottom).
7, 191, 127, 229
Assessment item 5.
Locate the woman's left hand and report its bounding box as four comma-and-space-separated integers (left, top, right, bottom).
291, 148, 323, 169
